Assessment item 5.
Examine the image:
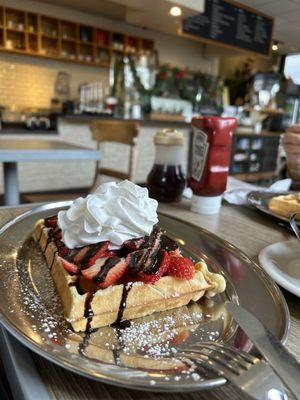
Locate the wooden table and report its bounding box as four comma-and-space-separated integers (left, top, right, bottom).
0, 139, 101, 206
0, 200, 299, 400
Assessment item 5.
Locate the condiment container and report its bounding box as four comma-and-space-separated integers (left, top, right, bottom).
189, 116, 237, 214
147, 129, 186, 202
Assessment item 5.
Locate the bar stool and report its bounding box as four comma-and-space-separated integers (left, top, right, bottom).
90, 120, 139, 191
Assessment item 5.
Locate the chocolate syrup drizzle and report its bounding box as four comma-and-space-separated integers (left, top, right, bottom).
111, 282, 133, 366
39, 226, 58, 271
78, 291, 96, 356
160, 235, 179, 252
77, 282, 133, 365
50, 250, 58, 271
68, 276, 84, 295
93, 257, 121, 283
116, 282, 133, 324
81, 242, 108, 268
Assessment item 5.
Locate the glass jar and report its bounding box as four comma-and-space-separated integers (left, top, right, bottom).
147, 129, 186, 202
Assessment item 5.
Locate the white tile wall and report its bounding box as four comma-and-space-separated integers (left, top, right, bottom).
0, 53, 109, 109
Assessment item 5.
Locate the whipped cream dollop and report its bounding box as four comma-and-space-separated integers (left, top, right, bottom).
57, 180, 158, 249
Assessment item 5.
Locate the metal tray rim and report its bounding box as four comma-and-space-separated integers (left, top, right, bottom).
0, 201, 290, 392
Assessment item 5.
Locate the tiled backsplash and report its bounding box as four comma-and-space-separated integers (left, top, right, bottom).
0, 52, 109, 109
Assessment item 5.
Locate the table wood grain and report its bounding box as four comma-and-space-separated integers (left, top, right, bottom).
0, 201, 299, 400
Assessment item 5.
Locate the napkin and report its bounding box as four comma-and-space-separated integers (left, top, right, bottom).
183, 177, 292, 206
223, 177, 292, 205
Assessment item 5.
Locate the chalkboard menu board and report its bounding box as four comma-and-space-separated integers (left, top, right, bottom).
182, 0, 273, 56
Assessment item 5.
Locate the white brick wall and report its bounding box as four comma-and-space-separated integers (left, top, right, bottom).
0, 53, 109, 109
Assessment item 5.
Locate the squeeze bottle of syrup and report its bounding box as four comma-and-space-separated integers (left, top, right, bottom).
147, 129, 186, 202
189, 116, 237, 214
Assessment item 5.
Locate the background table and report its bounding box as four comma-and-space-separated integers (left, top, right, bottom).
0, 200, 299, 400
0, 139, 101, 206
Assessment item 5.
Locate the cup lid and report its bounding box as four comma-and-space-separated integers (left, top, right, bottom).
154, 129, 184, 145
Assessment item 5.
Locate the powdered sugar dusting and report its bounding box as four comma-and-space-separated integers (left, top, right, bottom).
1, 237, 72, 346
0, 229, 232, 387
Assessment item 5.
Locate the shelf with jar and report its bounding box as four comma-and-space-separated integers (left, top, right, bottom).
40, 16, 58, 38
0, 6, 3, 28
60, 39, 77, 61
27, 12, 38, 34
96, 29, 110, 49
5, 30, 26, 51
60, 20, 77, 42
78, 42, 93, 63
0, 28, 3, 48
0, 6, 156, 68
79, 25, 93, 44
94, 48, 110, 66
111, 32, 125, 53
140, 38, 155, 54
40, 36, 58, 57
125, 36, 139, 54
6, 8, 25, 32
27, 33, 39, 52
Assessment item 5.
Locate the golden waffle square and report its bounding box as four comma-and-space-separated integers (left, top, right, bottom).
269, 193, 300, 220
33, 219, 226, 332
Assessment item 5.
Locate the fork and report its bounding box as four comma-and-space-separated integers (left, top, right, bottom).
176, 342, 288, 400
290, 213, 300, 241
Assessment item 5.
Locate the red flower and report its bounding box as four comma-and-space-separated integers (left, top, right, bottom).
175, 70, 186, 80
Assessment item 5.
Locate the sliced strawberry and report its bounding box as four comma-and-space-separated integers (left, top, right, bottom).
82, 257, 127, 288
86, 242, 110, 267
139, 250, 170, 284
44, 216, 57, 229
58, 245, 70, 258
73, 246, 90, 264
104, 250, 118, 258
54, 230, 62, 241
82, 257, 108, 280
139, 272, 159, 284
59, 257, 80, 274
50, 337, 63, 346
169, 248, 182, 257
170, 330, 190, 345
99, 258, 127, 288
167, 256, 194, 280
123, 237, 145, 252
119, 268, 140, 285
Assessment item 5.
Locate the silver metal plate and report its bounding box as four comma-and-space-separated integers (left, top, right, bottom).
248, 191, 299, 228
0, 202, 289, 392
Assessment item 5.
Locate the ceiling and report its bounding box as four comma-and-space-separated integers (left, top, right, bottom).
34, 0, 300, 54
34, 0, 204, 37
36, 0, 127, 20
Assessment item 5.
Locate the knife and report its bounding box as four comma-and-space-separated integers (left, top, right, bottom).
226, 301, 300, 400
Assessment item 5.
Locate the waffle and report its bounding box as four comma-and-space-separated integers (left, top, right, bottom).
269, 193, 300, 220
67, 302, 229, 371
33, 219, 226, 332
